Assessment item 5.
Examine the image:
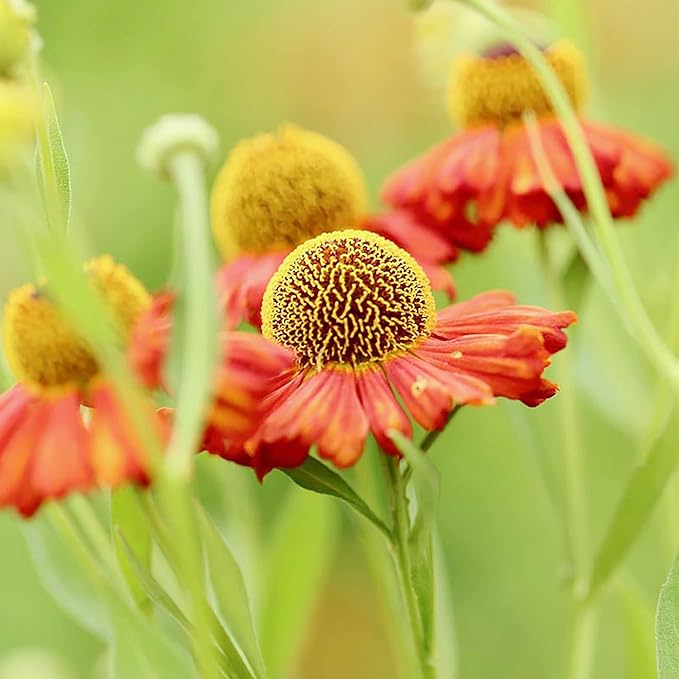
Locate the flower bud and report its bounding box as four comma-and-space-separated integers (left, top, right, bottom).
0, 0, 36, 75
0, 80, 34, 169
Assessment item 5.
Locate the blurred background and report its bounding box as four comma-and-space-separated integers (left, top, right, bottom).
1, 0, 679, 677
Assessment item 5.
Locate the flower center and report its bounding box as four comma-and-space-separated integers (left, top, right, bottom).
3, 256, 151, 394
261, 230, 436, 369
448, 40, 586, 128
210, 124, 367, 260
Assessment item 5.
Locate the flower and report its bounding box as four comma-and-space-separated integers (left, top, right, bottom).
206, 230, 576, 479
0, 256, 163, 516
128, 292, 296, 453
211, 124, 456, 329
382, 41, 673, 231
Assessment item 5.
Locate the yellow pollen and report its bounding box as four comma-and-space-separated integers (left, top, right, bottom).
3, 255, 151, 395
210, 124, 368, 260
261, 230, 437, 369
448, 41, 587, 128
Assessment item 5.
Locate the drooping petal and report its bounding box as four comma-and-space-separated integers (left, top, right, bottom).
0, 386, 93, 517
355, 365, 412, 455
216, 251, 289, 329
88, 382, 166, 487
384, 351, 493, 430
435, 291, 577, 353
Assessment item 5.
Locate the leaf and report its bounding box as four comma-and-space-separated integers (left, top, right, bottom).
589, 419, 679, 600
36, 83, 71, 230
197, 507, 267, 679
657, 550, 679, 678
616, 577, 655, 679
105, 589, 196, 679
258, 488, 337, 677
562, 248, 591, 309
111, 487, 152, 611
388, 431, 441, 664
23, 514, 111, 640
114, 529, 189, 633
282, 457, 390, 538
433, 535, 459, 679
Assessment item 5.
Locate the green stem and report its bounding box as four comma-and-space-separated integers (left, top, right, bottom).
384, 456, 434, 679
419, 409, 459, 453
537, 232, 592, 679
164, 150, 219, 480
459, 0, 679, 390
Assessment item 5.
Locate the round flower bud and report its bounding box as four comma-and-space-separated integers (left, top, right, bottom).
0, 81, 35, 169
0, 0, 36, 75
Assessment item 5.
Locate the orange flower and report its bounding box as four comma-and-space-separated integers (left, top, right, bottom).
0, 256, 165, 517
204, 231, 576, 479
210, 125, 456, 330
383, 41, 672, 231
129, 292, 296, 455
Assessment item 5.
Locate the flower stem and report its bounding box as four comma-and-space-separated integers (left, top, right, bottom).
384, 456, 434, 679
537, 232, 593, 679
164, 150, 219, 480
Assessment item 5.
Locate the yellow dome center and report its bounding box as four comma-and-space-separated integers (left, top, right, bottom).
448, 41, 587, 128
210, 124, 367, 260
3, 256, 151, 394
261, 230, 436, 370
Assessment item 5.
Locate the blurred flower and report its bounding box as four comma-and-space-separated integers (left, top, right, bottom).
0, 256, 164, 517
128, 291, 296, 455
383, 41, 673, 232
206, 230, 575, 479
0, 0, 35, 76
211, 124, 456, 329
0, 81, 34, 170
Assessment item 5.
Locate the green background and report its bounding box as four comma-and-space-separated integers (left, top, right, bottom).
1, 0, 678, 677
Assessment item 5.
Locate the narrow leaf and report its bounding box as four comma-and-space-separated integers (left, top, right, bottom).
111, 487, 152, 611
23, 515, 110, 640
37, 83, 71, 229
589, 420, 679, 600
389, 431, 441, 663
198, 507, 267, 679
282, 456, 390, 538
657, 550, 679, 678
114, 529, 189, 633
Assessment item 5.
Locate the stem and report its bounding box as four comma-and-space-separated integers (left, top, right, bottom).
537, 232, 592, 679
384, 456, 434, 679
419, 409, 459, 453
164, 150, 219, 480
459, 0, 679, 390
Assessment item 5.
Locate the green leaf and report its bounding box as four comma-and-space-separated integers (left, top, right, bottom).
36, 82, 71, 230
617, 577, 655, 679
23, 514, 111, 640
105, 590, 196, 679
589, 419, 679, 600
258, 488, 336, 676
657, 550, 679, 678
114, 529, 189, 633
433, 536, 459, 679
197, 507, 267, 679
388, 431, 441, 663
111, 487, 152, 611
562, 248, 591, 309
282, 456, 390, 538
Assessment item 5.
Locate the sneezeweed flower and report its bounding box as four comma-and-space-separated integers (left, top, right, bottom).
205, 230, 576, 479
0, 256, 163, 517
128, 292, 296, 452
211, 124, 456, 329
383, 41, 673, 231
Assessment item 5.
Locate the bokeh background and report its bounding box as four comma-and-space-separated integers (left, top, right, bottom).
1, 0, 679, 677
